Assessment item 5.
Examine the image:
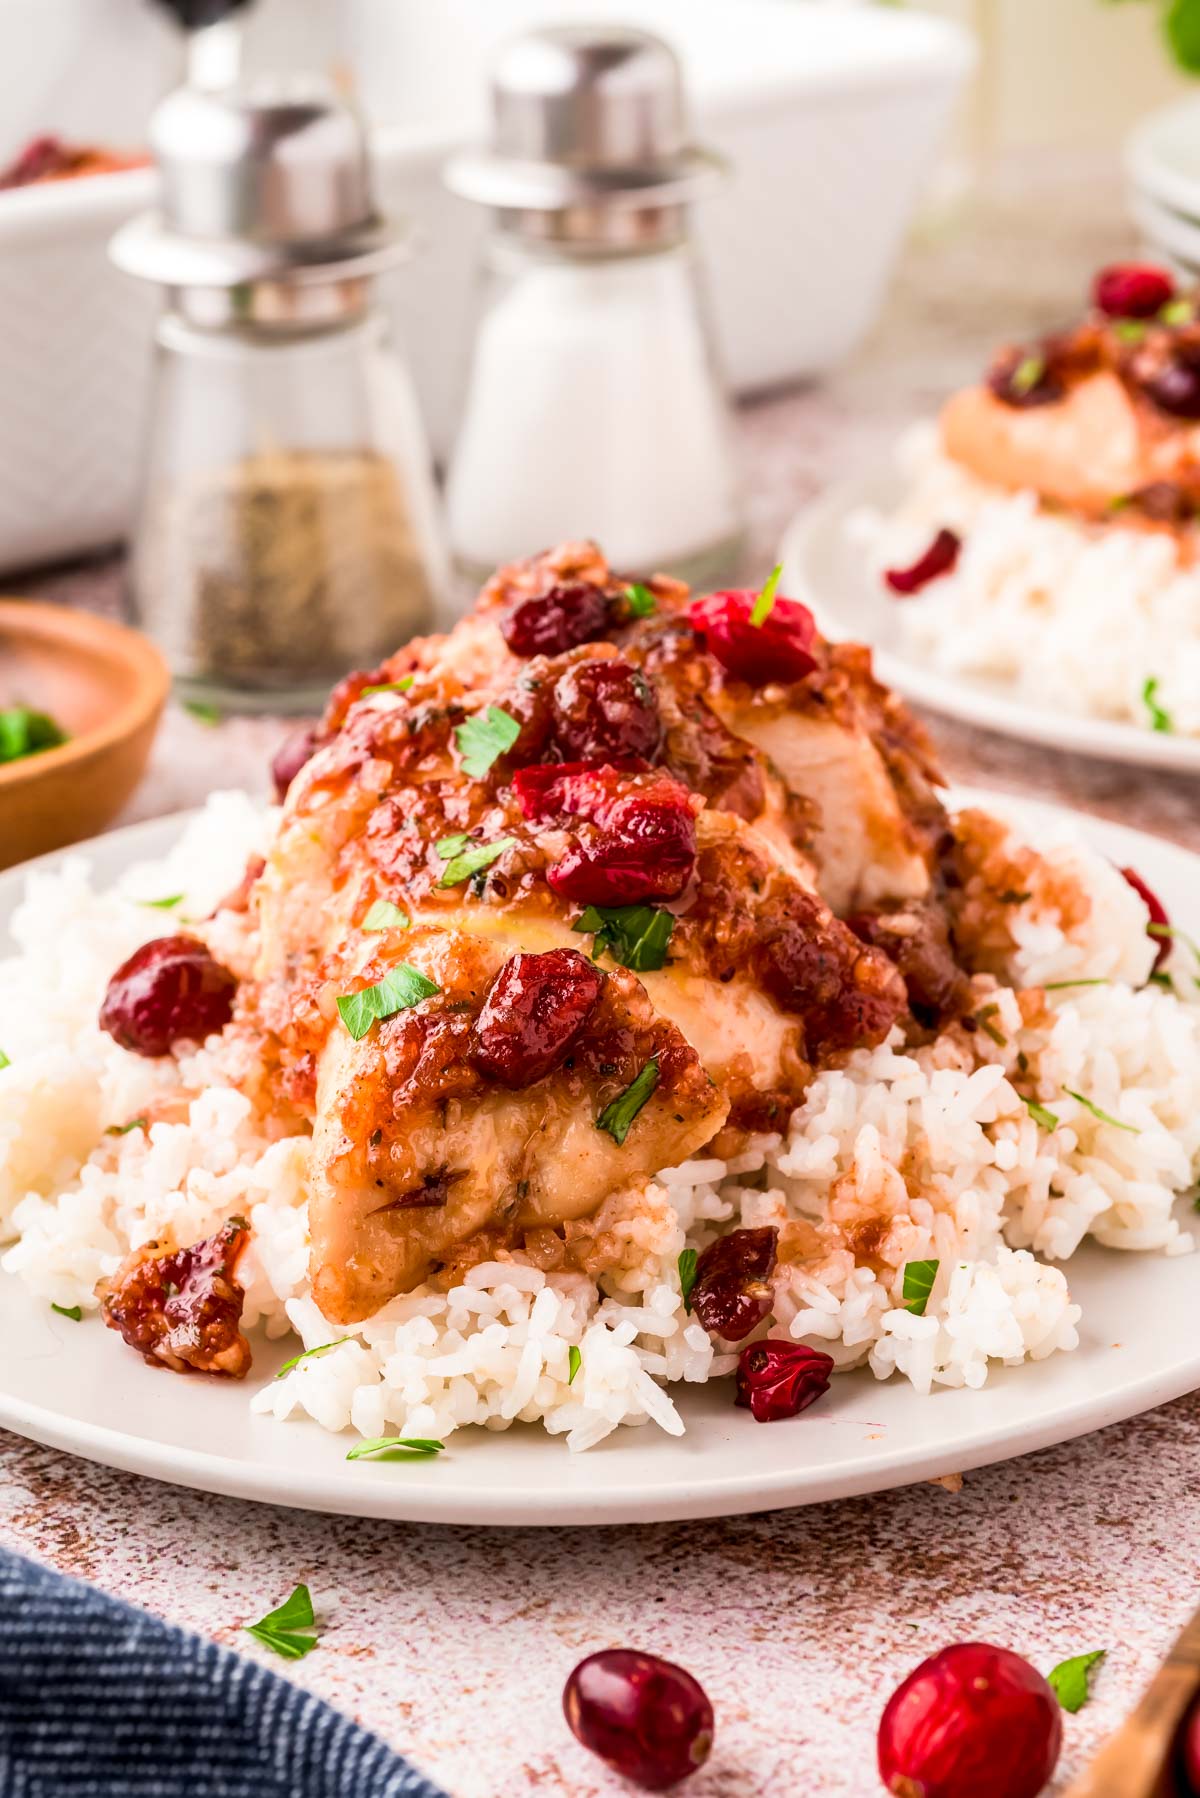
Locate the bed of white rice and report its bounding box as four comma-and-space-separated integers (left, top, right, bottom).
854, 422, 1200, 737
2, 793, 1198, 1452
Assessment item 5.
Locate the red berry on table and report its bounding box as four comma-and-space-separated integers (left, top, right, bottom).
877, 1642, 1062, 1798
564, 1648, 714, 1791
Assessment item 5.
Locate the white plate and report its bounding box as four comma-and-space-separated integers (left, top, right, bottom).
780, 469, 1200, 775
1, 803, 1198, 1525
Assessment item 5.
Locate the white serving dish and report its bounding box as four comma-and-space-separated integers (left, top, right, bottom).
0, 0, 971, 572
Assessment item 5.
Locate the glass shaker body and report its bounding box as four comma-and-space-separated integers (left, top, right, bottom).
445, 235, 743, 591
130, 308, 447, 713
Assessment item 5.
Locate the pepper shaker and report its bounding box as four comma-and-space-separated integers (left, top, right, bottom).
112, 77, 447, 713
444, 26, 744, 589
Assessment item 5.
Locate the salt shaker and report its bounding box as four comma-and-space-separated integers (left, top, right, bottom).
444, 27, 743, 589
113, 78, 447, 712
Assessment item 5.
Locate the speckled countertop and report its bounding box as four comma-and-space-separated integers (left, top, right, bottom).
3, 150, 1199, 1797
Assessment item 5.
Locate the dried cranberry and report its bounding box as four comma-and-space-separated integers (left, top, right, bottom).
987, 348, 1064, 409
1124, 480, 1195, 525
471, 949, 604, 1088
564, 1649, 714, 1792
500, 582, 612, 658
98, 1218, 252, 1377
99, 936, 237, 1057
885, 529, 961, 597
512, 760, 623, 824
551, 660, 662, 764
689, 589, 818, 687
878, 1643, 1062, 1798
547, 787, 697, 906
1120, 865, 1171, 971
1144, 348, 1200, 419
1093, 261, 1175, 319
690, 1227, 778, 1342
271, 724, 320, 800
735, 1338, 833, 1422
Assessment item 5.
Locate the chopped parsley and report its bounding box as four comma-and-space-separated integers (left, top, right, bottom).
244, 1584, 320, 1660
1047, 1649, 1106, 1714
362, 899, 409, 932
1149, 969, 1174, 989
596, 1057, 660, 1145
901, 1259, 939, 1316
974, 1002, 1007, 1047
51, 1303, 82, 1322
436, 833, 469, 859
275, 1338, 352, 1379
1142, 676, 1174, 734
0, 706, 67, 764
1161, 298, 1194, 326
138, 893, 184, 910
677, 1248, 699, 1312
437, 835, 516, 889
574, 903, 674, 973
1011, 353, 1047, 398
105, 1117, 147, 1136
1024, 1097, 1060, 1131
1113, 318, 1149, 346
0, 1049, 11, 1071
361, 675, 415, 698
1065, 1089, 1140, 1133
1149, 921, 1200, 969
1043, 978, 1109, 991
455, 706, 521, 779
997, 889, 1032, 906
345, 1436, 444, 1462
336, 964, 439, 1040
568, 1346, 582, 1385
183, 699, 222, 726
749, 562, 783, 628
624, 582, 658, 618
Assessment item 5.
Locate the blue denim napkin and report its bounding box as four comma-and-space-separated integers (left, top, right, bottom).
0, 1547, 448, 1797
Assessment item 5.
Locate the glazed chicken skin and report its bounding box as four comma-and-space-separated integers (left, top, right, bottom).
237, 543, 961, 1325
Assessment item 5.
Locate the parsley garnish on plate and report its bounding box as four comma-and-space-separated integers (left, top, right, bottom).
275, 1338, 352, 1379
0, 706, 67, 764
974, 1002, 1006, 1047
183, 699, 222, 726
1161, 297, 1194, 326
106, 1117, 147, 1137
138, 893, 184, 910
345, 1437, 444, 1462
362, 899, 409, 933
749, 562, 783, 628
361, 675, 415, 698
1047, 1649, 1106, 1714
1043, 979, 1109, 992
1149, 921, 1200, 970
1065, 1089, 1140, 1134
901, 1259, 939, 1317
574, 903, 674, 973
1023, 1097, 1060, 1132
568, 1346, 582, 1385
244, 1584, 320, 1660
437, 835, 516, 889
624, 582, 657, 618
677, 1248, 699, 1312
336, 964, 440, 1040
1011, 353, 1047, 399
597, 1058, 660, 1145
1142, 676, 1174, 734
1113, 319, 1149, 346
51, 1303, 82, 1322
455, 706, 521, 779
436, 833, 469, 859
0, 1049, 10, 1071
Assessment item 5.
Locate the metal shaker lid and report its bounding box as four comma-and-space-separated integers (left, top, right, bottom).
445, 26, 722, 215
111, 76, 406, 290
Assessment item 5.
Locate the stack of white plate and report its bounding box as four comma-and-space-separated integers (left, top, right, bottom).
1126, 95, 1200, 274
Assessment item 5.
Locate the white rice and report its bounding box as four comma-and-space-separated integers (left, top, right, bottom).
852, 422, 1200, 736
2, 793, 1198, 1449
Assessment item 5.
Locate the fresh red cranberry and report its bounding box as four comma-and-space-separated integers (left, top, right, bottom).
878, 1643, 1062, 1798
471, 949, 604, 1088
987, 348, 1064, 409
689, 1227, 778, 1341
564, 1649, 714, 1791
552, 660, 662, 764
547, 787, 697, 906
270, 724, 321, 800
689, 589, 818, 687
885, 529, 961, 597
99, 936, 238, 1057
735, 1338, 834, 1422
1093, 262, 1175, 319
1119, 865, 1171, 971
1144, 348, 1200, 419
512, 760, 624, 824
500, 582, 612, 658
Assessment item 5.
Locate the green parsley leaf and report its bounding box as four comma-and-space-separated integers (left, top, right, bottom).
1149, 921, 1200, 970
362, 899, 409, 933
596, 1057, 660, 1145
997, 889, 1032, 905
455, 706, 521, 779
183, 699, 222, 726
1161, 297, 1194, 326
568, 1345, 582, 1385
51, 1303, 82, 1322
106, 1117, 147, 1136
1043, 979, 1110, 991
677, 1247, 699, 1312
901, 1259, 939, 1316
974, 1002, 1006, 1047
1193, 1188, 1200, 1213
243, 1584, 320, 1660
1047, 1649, 1106, 1714
437, 836, 516, 889
1149, 969, 1174, 989
1142, 676, 1174, 734
0, 1049, 10, 1071
624, 582, 658, 618
1065, 1089, 1140, 1134
138, 894, 184, 910
1011, 353, 1047, 398
275, 1337, 353, 1379
749, 562, 784, 628
336, 964, 440, 1040
1024, 1096, 1060, 1131
0, 706, 67, 764
436, 832, 469, 859
345, 1436, 444, 1461
1113, 318, 1148, 346
361, 675, 415, 698
573, 902, 675, 973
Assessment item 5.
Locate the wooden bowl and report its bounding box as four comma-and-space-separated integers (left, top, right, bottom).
0, 601, 169, 870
